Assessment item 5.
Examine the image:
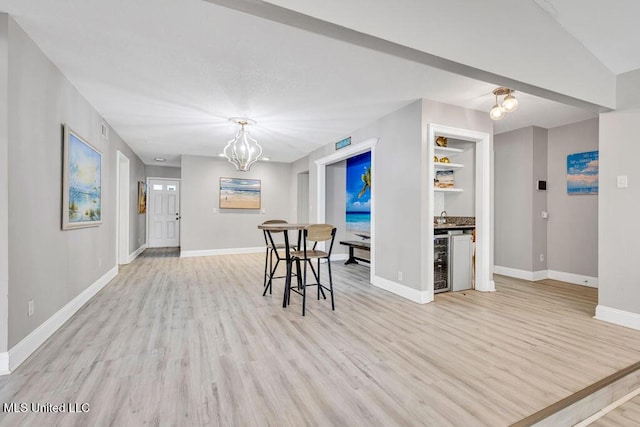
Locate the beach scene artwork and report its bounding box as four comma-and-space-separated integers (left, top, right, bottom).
346, 151, 371, 241
567, 151, 598, 195
220, 177, 261, 209
63, 126, 102, 229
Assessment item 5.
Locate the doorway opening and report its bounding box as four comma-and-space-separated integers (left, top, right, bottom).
425, 124, 494, 302
315, 138, 378, 281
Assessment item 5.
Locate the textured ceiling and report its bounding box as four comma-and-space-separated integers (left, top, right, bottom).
2, 0, 631, 166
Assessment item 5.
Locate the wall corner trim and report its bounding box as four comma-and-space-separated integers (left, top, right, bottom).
180, 247, 264, 258
371, 275, 432, 304
6, 265, 118, 373
595, 305, 640, 331
0, 352, 9, 376
128, 244, 148, 264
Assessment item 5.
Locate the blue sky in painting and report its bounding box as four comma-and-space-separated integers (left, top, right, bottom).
346, 151, 371, 213
69, 133, 101, 193
567, 151, 598, 194
220, 178, 260, 192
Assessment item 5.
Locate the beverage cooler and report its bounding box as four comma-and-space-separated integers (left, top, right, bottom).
434, 230, 473, 293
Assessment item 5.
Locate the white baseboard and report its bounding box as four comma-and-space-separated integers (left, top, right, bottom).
180, 246, 264, 258
493, 266, 598, 288
128, 243, 147, 263
330, 253, 348, 262
371, 275, 432, 304
595, 305, 640, 331
4, 265, 118, 374
493, 265, 538, 281
548, 270, 598, 288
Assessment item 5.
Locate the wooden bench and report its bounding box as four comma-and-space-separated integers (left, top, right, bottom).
339, 240, 370, 265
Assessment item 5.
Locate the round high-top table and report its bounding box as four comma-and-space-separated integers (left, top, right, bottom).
258, 223, 307, 307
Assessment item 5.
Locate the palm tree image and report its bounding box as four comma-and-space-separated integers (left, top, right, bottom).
357, 166, 371, 198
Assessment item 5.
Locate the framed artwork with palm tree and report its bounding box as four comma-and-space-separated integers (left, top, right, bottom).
346, 151, 371, 241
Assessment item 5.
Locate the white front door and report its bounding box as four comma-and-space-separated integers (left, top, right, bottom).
148, 179, 180, 248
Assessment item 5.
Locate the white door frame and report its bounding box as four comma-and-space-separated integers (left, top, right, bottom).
146, 177, 181, 249
116, 151, 130, 265
425, 124, 495, 301
315, 138, 378, 281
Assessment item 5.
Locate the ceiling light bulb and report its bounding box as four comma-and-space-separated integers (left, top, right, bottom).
502, 93, 519, 113
489, 103, 505, 121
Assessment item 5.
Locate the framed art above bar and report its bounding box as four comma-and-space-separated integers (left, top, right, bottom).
62, 124, 102, 230
220, 177, 261, 209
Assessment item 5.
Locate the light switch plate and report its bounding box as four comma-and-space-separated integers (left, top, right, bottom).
617, 175, 628, 188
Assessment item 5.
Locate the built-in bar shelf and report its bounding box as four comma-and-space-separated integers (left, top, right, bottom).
434, 187, 463, 192
434, 162, 464, 170
434, 146, 464, 156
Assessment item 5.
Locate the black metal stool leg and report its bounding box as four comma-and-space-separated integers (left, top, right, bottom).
327, 257, 335, 310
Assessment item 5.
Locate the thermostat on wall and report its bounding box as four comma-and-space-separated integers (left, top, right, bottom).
537, 180, 547, 191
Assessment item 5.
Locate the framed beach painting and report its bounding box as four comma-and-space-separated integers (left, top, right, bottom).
138, 181, 147, 214
567, 151, 598, 195
220, 177, 261, 209
62, 124, 102, 230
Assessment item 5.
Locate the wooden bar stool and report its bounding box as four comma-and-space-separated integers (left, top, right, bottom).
261, 219, 288, 296
289, 224, 337, 316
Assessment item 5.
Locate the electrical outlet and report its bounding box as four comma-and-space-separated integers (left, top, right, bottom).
540, 254, 544, 262
398, 271, 403, 281
28, 300, 34, 317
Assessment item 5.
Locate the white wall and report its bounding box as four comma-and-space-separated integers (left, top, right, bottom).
290, 156, 309, 223
494, 120, 598, 281
494, 127, 534, 271
180, 155, 293, 253
532, 127, 548, 272
5, 16, 146, 349
0, 15, 8, 355
598, 110, 640, 316
145, 165, 181, 179
326, 161, 346, 255
547, 119, 598, 278
617, 69, 640, 110
352, 101, 423, 289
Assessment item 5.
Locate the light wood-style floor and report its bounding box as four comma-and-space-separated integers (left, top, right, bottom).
2, 248, 640, 426
592, 394, 640, 426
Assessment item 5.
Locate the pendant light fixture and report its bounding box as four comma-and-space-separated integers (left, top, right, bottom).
223, 118, 262, 172
490, 87, 519, 121
489, 92, 506, 121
